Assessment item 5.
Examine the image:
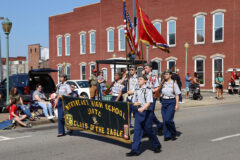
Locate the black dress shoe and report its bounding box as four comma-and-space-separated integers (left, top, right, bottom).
157, 127, 163, 136
164, 137, 171, 141
153, 146, 162, 153
126, 151, 140, 157
171, 136, 177, 141
57, 134, 66, 137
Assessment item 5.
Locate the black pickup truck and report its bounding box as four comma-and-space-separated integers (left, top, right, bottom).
0, 68, 57, 112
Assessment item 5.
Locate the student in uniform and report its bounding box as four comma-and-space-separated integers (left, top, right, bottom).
161, 70, 181, 141
54, 74, 71, 137
109, 72, 124, 102
126, 75, 161, 157
143, 63, 163, 135
122, 65, 138, 127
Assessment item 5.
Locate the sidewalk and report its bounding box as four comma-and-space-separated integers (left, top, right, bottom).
156, 92, 240, 110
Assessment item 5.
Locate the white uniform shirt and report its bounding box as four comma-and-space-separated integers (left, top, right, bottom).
111, 80, 124, 96
129, 74, 138, 92
161, 80, 181, 98
56, 82, 71, 96
133, 85, 153, 109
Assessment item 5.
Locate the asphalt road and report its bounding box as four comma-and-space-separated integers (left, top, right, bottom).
1, 102, 240, 160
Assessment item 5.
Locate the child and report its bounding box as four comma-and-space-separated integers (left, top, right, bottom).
9, 98, 31, 128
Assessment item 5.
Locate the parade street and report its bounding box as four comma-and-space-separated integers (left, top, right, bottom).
0, 102, 239, 160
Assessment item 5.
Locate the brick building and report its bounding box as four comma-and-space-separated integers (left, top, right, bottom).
49, 0, 240, 91
1, 56, 28, 79
28, 44, 49, 70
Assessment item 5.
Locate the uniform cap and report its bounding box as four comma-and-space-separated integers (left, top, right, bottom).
138, 75, 148, 80
144, 63, 152, 67
59, 74, 67, 78
164, 69, 173, 74
129, 65, 137, 69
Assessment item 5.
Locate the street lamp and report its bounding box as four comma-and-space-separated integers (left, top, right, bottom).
2, 18, 12, 105
184, 42, 189, 76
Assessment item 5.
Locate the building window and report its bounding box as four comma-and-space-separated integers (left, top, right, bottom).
195, 15, 205, 44
57, 65, 62, 83
35, 48, 37, 52
167, 20, 176, 46
30, 49, 32, 53
118, 27, 125, 51
90, 32, 96, 54
213, 12, 224, 42
153, 22, 161, 33
213, 57, 223, 82
151, 60, 161, 77
65, 35, 70, 56
107, 29, 114, 52
167, 60, 176, 72
194, 59, 205, 85
80, 64, 86, 80
80, 33, 86, 54
89, 63, 96, 75
102, 68, 107, 80
66, 65, 71, 80
57, 36, 62, 56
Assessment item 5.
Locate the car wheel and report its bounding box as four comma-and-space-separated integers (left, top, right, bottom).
81, 93, 89, 99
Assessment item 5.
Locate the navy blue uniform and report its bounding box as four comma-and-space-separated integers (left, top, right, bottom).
161, 80, 181, 139
131, 85, 161, 154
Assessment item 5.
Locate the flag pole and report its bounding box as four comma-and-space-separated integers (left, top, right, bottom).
141, 41, 144, 67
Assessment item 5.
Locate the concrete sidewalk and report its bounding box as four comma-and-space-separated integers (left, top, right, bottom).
156, 92, 240, 110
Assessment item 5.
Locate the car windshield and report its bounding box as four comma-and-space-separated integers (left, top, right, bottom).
76, 81, 89, 88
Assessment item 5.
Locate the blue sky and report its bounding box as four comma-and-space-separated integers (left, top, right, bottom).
0, 0, 100, 58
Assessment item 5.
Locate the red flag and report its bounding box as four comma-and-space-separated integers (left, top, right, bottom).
136, 0, 170, 53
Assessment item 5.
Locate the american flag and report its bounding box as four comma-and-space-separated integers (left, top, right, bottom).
123, 0, 140, 57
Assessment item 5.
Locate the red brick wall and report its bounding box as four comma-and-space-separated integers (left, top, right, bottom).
28, 44, 40, 70
49, 0, 240, 89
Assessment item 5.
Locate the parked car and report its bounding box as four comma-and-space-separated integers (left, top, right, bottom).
0, 68, 57, 111
66, 80, 90, 98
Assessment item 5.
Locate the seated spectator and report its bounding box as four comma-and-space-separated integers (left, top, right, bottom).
33, 84, 54, 119
9, 87, 34, 120
9, 98, 31, 128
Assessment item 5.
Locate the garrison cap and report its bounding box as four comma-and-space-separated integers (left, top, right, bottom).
138, 75, 148, 80
129, 65, 137, 69
59, 74, 67, 78
164, 69, 173, 74
144, 63, 152, 67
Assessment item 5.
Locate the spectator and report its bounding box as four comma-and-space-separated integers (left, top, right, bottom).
193, 72, 200, 87
185, 72, 192, 99
33, 84, 54, 119
172, 69, 183, 103
230, 69, 236, 94
97, 70, 106, 100
215, 72, 224, 99
89, 69, 98, 99
237, 72, 240, 94
9, 98, 31, 128
9, 87, 34, 120
70, 85, 79, 98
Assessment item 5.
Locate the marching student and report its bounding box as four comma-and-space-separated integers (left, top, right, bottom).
126, 75, 161, 156
143, 63, 163, 135
161, 70, 181, 141
54, 74, 71, 137
122, 65, 138, 126
109, 72, 124, 102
